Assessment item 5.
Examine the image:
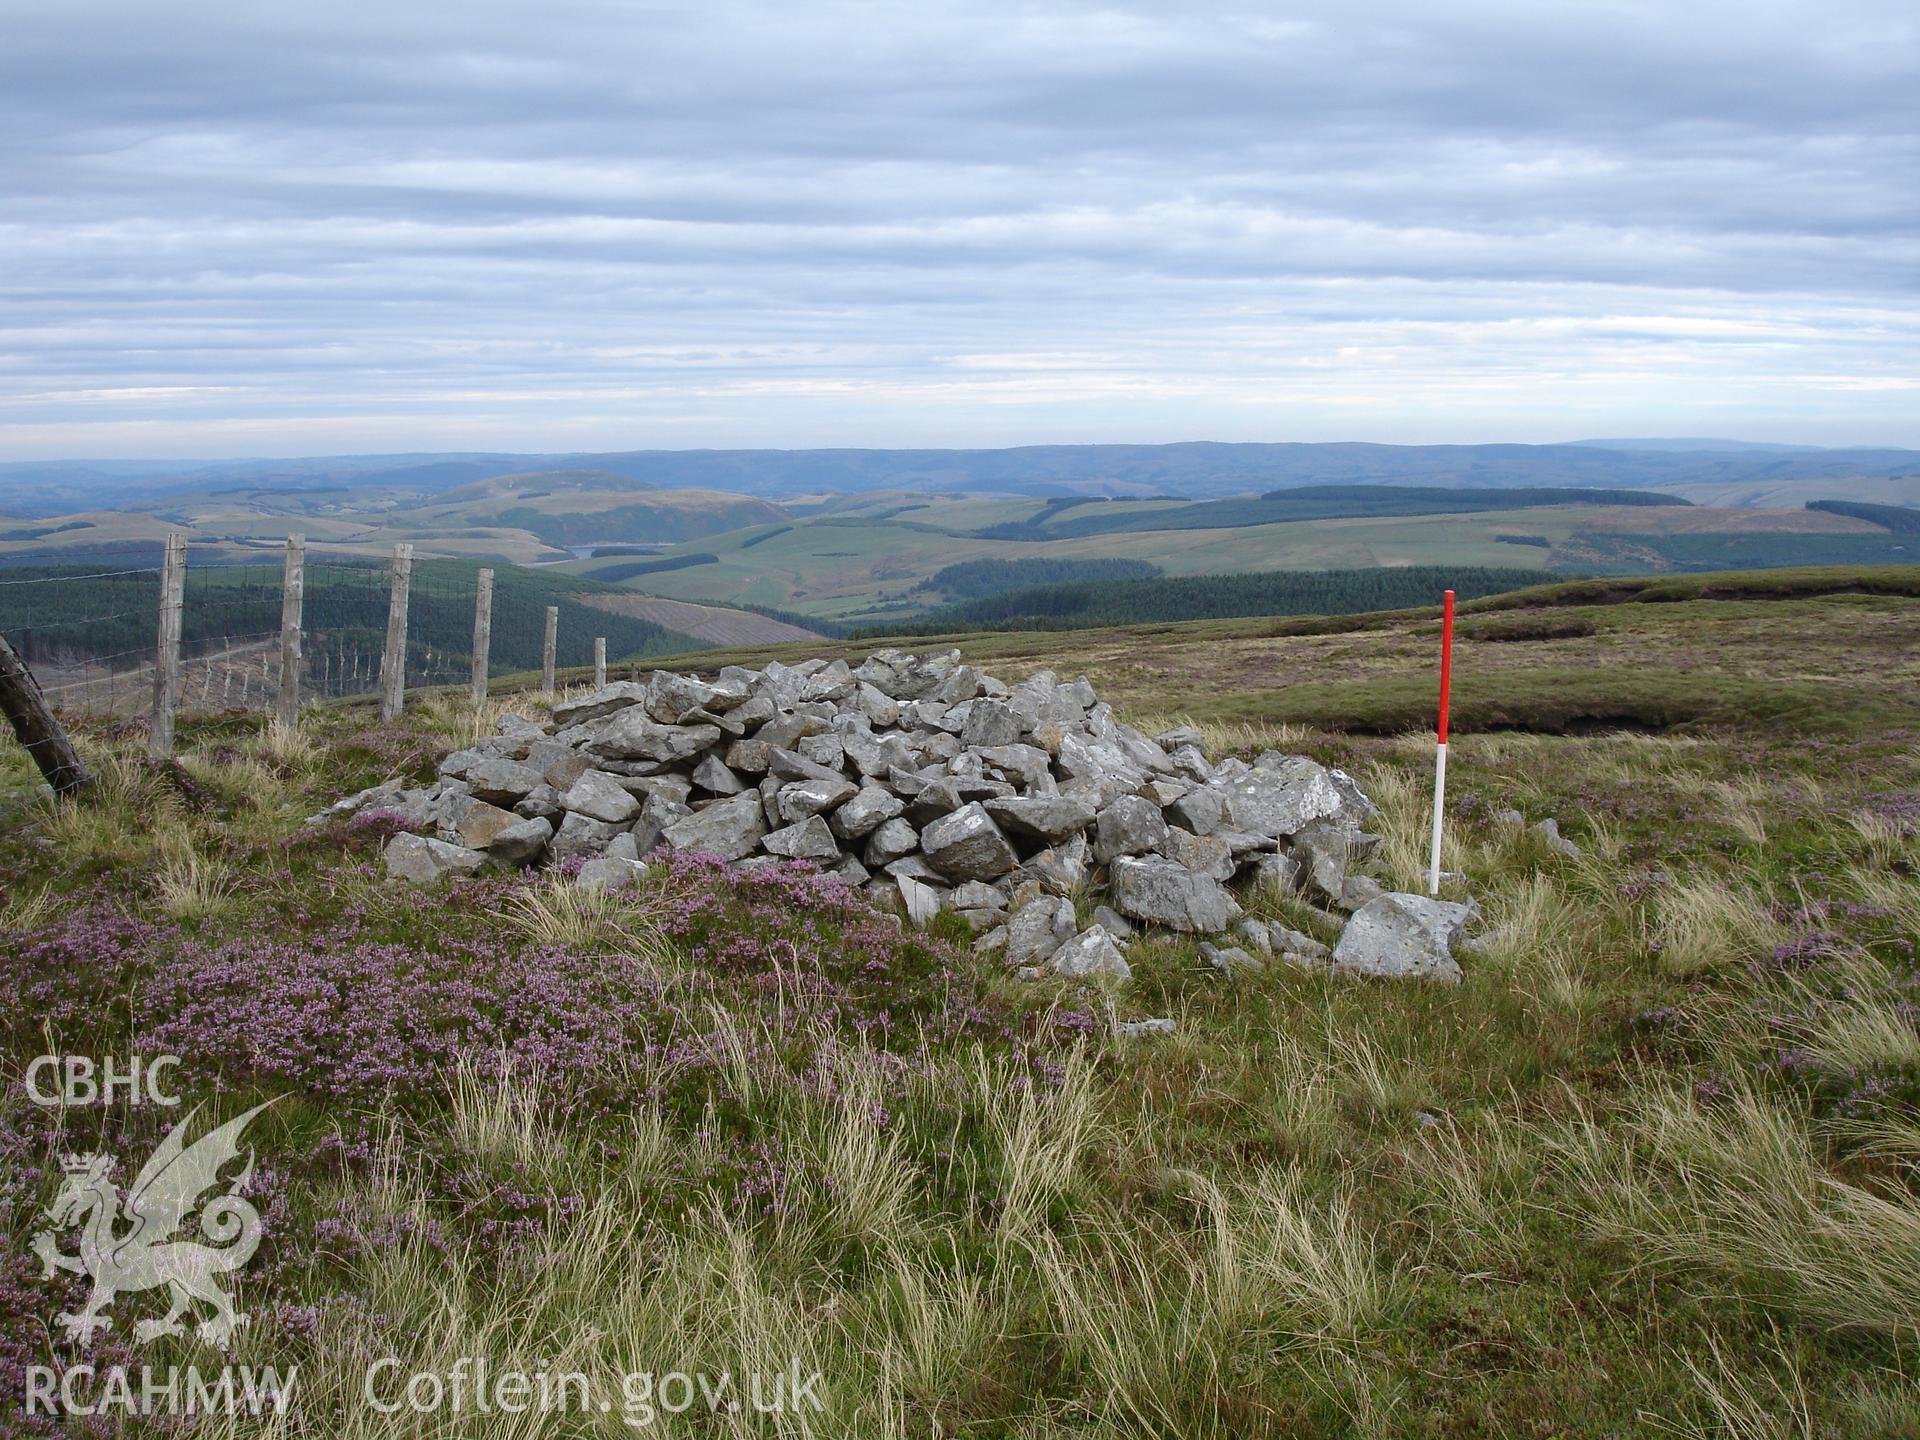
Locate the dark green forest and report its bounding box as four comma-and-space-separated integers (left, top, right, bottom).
917, 556, 1162, 600
1570, 532, 1919, 572
0, 560, 701, 688
738, 525, 795, 549
973, 485, 1688, 541
1806, 499, 1920, 534
856, 565, 1557, 636
585, 553, 720, 582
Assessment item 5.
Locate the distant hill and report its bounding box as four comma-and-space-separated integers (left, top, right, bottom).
859, 565, 1556, 636
4, 440, 1919, 515
1565, 438, 1824, 454
1807, 499, 1920, 534
976, 484, 1687, 541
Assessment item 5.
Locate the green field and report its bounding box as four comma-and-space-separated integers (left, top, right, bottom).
556, 495, 1915, 620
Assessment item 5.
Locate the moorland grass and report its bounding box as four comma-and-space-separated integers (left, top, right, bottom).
1, 593, 1918, 1435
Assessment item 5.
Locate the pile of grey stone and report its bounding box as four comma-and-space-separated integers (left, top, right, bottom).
321, 648, 1478, 984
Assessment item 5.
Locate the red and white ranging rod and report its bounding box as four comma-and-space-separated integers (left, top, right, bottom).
1428, 589, 1455, 896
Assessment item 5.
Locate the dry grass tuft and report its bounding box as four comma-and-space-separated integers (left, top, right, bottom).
1551, 1076, 1920, 1336
1650, 874, 1788, 977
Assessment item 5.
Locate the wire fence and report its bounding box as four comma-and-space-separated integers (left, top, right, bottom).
0, 559, 495, 717
304, 561, 401, 701
402, 564, 479, 694
0, 534, 655, 782
177, 562, 285, 715
0, 565, 165, 719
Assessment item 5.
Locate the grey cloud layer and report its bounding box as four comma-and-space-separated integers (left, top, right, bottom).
2, 0, 1916, 454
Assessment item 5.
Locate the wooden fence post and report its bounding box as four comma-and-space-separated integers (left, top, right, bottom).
148, 531, 186, 759
471, 568, 494, 705
542, 606, 558, 692
379, 542, 413, 720
0, 632, 92, 796
277, 535, 304, 729
593, 636, 606, 690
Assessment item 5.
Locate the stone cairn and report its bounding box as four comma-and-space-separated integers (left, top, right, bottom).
320, 648, 1479, 985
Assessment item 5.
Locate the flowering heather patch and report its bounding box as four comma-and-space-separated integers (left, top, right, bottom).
1865, 790, 1920, 834
0, 838, 1070, 1419
3, 854, 1036, 1123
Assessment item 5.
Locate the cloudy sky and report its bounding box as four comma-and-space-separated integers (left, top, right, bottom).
2, 0, 1916, 458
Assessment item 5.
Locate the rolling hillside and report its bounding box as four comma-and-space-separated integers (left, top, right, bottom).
4, 439, 1920, 514
557, 491, 1920, 621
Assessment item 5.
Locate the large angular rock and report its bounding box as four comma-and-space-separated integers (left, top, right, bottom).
801, 659, 856, 703
691, 754, 746, 795
1166, 787, 1225, 836
661, 792, 767, 862
630, 792, 692, 855
1051, 929, 1131, 982
960, 700, 1023, 749
724, 738, 774, 774
763, 815, 840, 860
1200, 941, 1262, 975
549, 810, 627, 861
830, 785, 904, 840
1243, 851, 1302, 894
463, 756, 544, 805
920, 802, 1019, 881
840, 728, 911, 779
1006, 896, 1078, 965
896, 873, 943, 928
486, 815, 553, 865
559, 769, 642, 825
384, 832, 486, 883
1331, 893, 1475, 983
513, 782, 565, 823
902, 778, 965, 827
590, 712, 721, 764
766, 746, 849, 786
985, 794, 1097, 844
1093, 795, 1169, 863
541, 751, 596, 791
863, 816, 920, 867
646, 671, 718, 722
1215, 756, 1355, 838
551, 681, 649, 728
1288, 819, 1352, 904
1156, 826, 1234, 882
797, 733, 845, 769
1019, 835, 1089, 895
976, 743, 1051, 790
439, 795, 521, 851
319, 778, 402, 819
1268, 923, 1330, 963
1109, 855, 1241, 933
575, 856, 651, 893
774, 776, 858, 825
950, 880, 1007, 912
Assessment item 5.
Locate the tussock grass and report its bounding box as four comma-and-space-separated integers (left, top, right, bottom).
1656, 1332, 1814, 1440
0, 883, 59, 932
153, 848, 239, 923
1651, 874, 1789, 976
499, 877, 676, 964
1550, 1076, 1920, 1336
